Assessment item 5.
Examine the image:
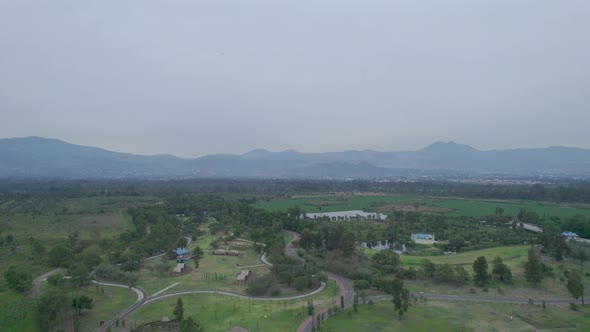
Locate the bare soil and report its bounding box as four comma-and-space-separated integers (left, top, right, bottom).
376, 203, 450, 213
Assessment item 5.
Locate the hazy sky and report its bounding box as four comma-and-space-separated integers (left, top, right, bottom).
1, 1, 589, 157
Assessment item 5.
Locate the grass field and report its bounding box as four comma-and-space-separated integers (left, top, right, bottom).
120, 280, 339, 332
137, 228, 272, 296
322, 301, 590, 332
78, 284, 137, 332
400, 245, 530, 274
254, 194, 590, 218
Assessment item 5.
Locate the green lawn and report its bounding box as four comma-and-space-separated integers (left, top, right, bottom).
400, 245, 530, 274
137, 230, 272, 296
78, 284, 137, 332
322, 301, 590, 332
120, 280, 339, 332
0, 291, 35, 332
254, 194, 590, 218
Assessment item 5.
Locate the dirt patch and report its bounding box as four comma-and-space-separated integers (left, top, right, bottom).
304, 200, 348, 207
376, 203, 450, 214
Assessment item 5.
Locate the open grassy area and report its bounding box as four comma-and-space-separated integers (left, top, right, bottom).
120, 280, 339, 332
0, 291, 35, 332
137, 228, 272, 296
78, 284, 137, 332
254, 194, 590, 218
322, 300, 590, 332
400, 245, 530, 274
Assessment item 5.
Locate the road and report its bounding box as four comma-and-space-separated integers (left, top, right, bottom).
30, 229, 583, 332
282, 231, 356, 332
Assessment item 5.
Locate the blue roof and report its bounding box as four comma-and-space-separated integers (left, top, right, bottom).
561, 232, 579, 237
174, 248, 190, 255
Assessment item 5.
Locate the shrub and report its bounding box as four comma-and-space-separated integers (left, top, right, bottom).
271, 288, 281, 296
528, 298, 534, 305
469, 288, 476, 294
569, 302, 578, 311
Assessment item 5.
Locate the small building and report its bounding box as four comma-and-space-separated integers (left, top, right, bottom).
174, 247, 191, 262
172, 263, 186, 276
561, 231, 580, 240
236, 270, 251, 283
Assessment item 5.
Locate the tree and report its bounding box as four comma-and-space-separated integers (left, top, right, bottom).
491, 257, 512, 282
48, 245, 74, 268
453, 266, 468, 286
421, 259, 436, 278
472, 256, 489, 287
435, 264, 454, 283
372, 250, 401, 266
524, 248, 543, 285
389, 278, 411, 321
4, 267, 32, 293
35, 287, 68, 332
179, 316, 201, 332
566, 270, 585, 305
72, 295, 94, 316
173, 298, 184, 321
192, 246, 204, 268
299, 229, 312, 250
575, 250, 588, 265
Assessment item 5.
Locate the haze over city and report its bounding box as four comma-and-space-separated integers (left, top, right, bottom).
1, 0, 589, 157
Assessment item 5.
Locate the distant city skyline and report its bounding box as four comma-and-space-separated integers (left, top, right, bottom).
1, 1, 589, 157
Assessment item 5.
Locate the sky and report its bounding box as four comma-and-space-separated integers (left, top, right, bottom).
1, 0, 589, 157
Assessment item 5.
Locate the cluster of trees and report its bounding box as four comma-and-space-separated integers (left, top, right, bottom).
298, 225, 356, 257
4, 179, 590, 203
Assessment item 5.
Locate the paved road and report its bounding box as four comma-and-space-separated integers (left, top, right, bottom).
30, 267, 65, 297
90, 280, 326, 332
284, 231, 356, 332
91, 280, 148, 332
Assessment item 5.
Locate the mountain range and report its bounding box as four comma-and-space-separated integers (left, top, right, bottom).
1, 137, 590, 179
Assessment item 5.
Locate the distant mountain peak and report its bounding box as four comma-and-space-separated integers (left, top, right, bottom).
421, 141, 477, 153
242, 149, 271, 157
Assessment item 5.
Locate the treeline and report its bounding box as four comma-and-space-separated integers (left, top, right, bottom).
2, 179, 590, 203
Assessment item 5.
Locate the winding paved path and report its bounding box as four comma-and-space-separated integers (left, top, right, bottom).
39, 229, 583, 332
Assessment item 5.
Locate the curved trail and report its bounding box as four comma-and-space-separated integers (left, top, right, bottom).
91, 233, 324, 331
283, 231, 355, 332
47, 229, 582, 332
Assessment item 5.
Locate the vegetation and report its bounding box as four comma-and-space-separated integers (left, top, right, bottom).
2, 179, 590, 331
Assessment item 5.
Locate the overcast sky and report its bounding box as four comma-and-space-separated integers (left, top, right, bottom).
1, 1, 589, 157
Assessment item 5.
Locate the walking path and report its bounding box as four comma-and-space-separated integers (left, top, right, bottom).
150, 282, 180, 297
32, 229, 584, 332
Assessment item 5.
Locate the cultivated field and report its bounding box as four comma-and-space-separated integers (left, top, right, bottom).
254, 194, 590, 218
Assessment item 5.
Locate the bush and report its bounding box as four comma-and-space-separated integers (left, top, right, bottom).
368, 300, 374, 305
497, 287, 504, 295
483, 287, 488, 292
469, 288, 477, 294
271, 288, 281, 296
569, 302, 578, 311
528, 298, 534, 305
246, 275, 271, 296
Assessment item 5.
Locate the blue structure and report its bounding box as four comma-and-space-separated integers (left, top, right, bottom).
412, 233, 434, 240
561, 231, 579, 239
174, 247, 191, 262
